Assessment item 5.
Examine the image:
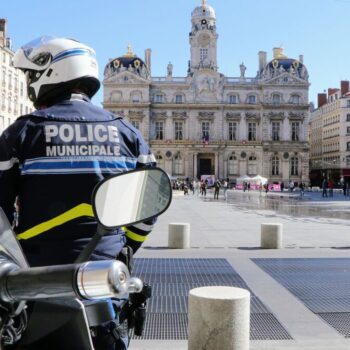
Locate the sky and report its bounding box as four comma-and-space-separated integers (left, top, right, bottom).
3, 0, 350, 106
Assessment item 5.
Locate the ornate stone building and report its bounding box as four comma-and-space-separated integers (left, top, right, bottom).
0, 19, 33, 134
102, 1, 310, 185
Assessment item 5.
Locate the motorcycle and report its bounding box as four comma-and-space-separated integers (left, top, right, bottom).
0, 167, 172, 349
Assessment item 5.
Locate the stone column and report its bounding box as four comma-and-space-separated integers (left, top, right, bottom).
188, 286, 250, 350
194, 152, 198, 180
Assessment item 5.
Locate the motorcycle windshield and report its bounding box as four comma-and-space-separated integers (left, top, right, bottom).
0, 208, 28, 268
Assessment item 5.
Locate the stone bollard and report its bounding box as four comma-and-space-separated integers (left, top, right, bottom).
168, 223, 190, 248
188, 286, 250, 350
261, 223, 283, 249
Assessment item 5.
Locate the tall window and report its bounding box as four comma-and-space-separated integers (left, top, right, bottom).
346, 156, 350, 167
347, 142, 350, 151
272, 156, 280, 175
20, 82, 24, 97
228, 95, 237, 104
272, 122, 280, 141
248, 122, 256, 141
347, 126, 350, 135
131, 120, 140, 130
175, 95, 183, 103
201, 121, 210, 140
173, 153, 183, 175
347, 100, 350, 108
272, 94, 281, 104
174, 121, 183, 140
291, 122, 300, 141
228, 122, 237, 141
228, 156, 238, 175
200, 48, 208, 61
155, 121, 164, 140
291, 95, 300, 104
155, 94, 164, 103
290, 157, 298, 176
347, 114, 350, 122
248, 156, 257, 175
131, 93, 140, 103
248, 95, 256, 104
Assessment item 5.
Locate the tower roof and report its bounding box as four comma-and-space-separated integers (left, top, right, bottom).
191, 0, 216, 19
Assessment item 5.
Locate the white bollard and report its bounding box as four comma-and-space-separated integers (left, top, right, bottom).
188, 286, 250, 350
261, 223, 283, 249
168, 223, 190, 248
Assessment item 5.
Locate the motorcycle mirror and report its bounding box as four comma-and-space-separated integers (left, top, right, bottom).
92, 167, 172, 229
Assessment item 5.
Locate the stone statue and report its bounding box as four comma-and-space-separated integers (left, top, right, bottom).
167, 62, 173, 77
240, 62, 246, 78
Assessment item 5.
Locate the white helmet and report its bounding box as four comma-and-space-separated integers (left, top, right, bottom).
13, 36, 100, 107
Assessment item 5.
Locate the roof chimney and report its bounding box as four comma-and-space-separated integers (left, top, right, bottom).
299, 54, 304, 63
144, 48, 152, 75
318, 93, 327, 108
258, 51, 267, 71
0, 19, 6, 47
341, 80, 349, 96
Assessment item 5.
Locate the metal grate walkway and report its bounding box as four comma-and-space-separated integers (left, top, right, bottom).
253, 258, 350, 338
132, 258, 292, 340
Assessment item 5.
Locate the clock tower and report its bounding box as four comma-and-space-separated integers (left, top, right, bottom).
189, 0, 218, 73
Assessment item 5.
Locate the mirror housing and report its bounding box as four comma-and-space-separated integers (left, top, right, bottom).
92, 167, 172, 229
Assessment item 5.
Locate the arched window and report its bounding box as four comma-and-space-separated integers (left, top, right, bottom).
247, 95, 256, 104
272, 156, 280, 176
228, 95, 237, 104
291, 94, 300, 104
130, 91, 141, 103
248, 156, 257, 175
173, 153, 183, 175
110, 91, 122, 102
272, 93, 281, 104
290, 157, 299, 176
228, 155, 238, 175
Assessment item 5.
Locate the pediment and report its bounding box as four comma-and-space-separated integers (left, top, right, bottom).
103, 71, 150, 85
262, 73, 307, 85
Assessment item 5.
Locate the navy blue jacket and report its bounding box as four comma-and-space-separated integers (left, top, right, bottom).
0, 94, 155, 266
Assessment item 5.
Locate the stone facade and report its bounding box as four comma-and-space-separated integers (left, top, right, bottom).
309, 81, 350, 185
102, 1, 310, 185
0, 19, 34, 134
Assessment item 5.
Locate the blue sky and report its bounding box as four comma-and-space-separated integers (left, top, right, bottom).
3, 0, 350, 106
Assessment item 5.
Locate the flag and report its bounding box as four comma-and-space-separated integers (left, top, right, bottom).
202, 134, 209, 145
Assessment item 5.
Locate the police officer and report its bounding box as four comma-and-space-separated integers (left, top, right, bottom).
0, 36, 156, 349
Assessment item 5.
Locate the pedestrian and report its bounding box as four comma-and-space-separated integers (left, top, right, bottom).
280, 182, 284, 192
200, 180, 207, 196
213, 179, 221, 199
299, 182, 305, 197
289, 180, 294, 192
3, 35, 159, 349
328, 179, 334, 197
322, 177, 328, 198
223, 178, 229, 200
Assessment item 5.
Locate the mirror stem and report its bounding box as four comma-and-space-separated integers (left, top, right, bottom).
75, 225, 110, 264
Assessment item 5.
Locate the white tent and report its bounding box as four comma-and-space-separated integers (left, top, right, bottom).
248, 175, 268, 185
236, 175, 251, 184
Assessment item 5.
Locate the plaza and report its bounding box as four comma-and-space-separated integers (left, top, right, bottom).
130, 189, 350, 349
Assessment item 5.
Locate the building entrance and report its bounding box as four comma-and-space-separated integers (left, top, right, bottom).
197, 153, 215, 179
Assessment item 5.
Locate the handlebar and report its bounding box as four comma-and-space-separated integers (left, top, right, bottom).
0, 260, 143, 303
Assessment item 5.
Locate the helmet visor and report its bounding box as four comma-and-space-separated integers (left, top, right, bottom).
21, 35, 56, 58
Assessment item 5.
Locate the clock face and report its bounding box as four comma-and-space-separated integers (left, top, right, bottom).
197, 33, 211, 46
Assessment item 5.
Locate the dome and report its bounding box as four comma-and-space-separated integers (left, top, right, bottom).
104, 45, 149, 78
267, 58, 305, 72
192, 3, 216, 19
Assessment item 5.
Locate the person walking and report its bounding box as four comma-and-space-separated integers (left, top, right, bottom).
223, 178, 229, 200
213, 179, 221, 200
1, 35, 158, 349
322, 177, 328, 198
